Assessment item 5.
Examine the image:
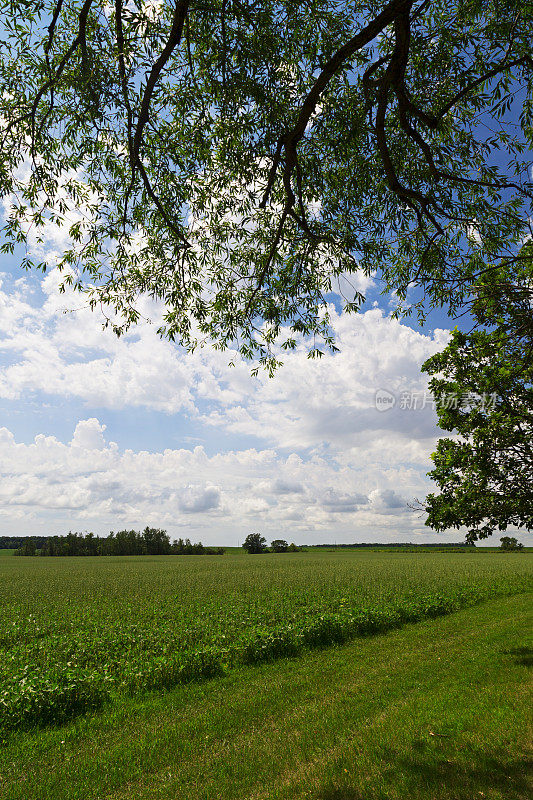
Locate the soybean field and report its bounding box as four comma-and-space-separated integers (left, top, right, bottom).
1, 548, 531, 736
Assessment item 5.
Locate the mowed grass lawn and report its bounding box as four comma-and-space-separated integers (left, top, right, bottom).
0, 550, 531, 799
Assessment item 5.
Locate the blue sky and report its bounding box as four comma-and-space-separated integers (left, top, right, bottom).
0, 238, 525, 547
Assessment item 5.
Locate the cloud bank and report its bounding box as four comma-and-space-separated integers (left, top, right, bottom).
0, 267, 459, 542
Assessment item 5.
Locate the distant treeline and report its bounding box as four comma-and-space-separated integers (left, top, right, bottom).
0, 536, 50, 550
14, 529, 225, 557
311, 542, 476, 549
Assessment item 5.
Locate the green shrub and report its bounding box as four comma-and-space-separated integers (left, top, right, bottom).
125, 648, 225, 694
302, 615, 349, 647
240, 629, 300, 663
0, 667, 109, 733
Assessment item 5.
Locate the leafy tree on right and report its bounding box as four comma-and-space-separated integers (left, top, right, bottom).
421, 247, 533, 543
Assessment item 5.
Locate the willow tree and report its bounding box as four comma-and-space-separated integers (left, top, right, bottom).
0, 0, 531, 368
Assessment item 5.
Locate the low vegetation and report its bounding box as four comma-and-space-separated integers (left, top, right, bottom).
0, 549, 531, 738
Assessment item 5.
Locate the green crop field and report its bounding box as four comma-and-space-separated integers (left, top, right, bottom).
0, 548, 531, 799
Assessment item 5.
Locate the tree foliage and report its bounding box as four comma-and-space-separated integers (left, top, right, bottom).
421, 247, 533, 542
15, 528, 225, 555
0, 0, 531, 368
499, 536, 524, 551
242, 532, 267, 553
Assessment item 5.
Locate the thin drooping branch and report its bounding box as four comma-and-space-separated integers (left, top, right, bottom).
131, 0, 191, 164
44, 0, 66, 61
115, 0, 136, 233
434, 56, 533, 123
115, 0, 191, 246
260, 136, 284, 208
136, 159, 191, 248
396, 89, 440, 179
114, 0, 134, 154
245, 204, 290, 314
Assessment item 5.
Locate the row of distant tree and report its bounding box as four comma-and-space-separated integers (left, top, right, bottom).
242, 537, 526, 553
14, 530, 225, 557
9, 534, 525, 557
311, 542, 476, 549
0, 536, 50, 550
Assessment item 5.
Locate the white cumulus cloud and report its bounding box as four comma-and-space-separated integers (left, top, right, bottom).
0, 266, 466, 543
